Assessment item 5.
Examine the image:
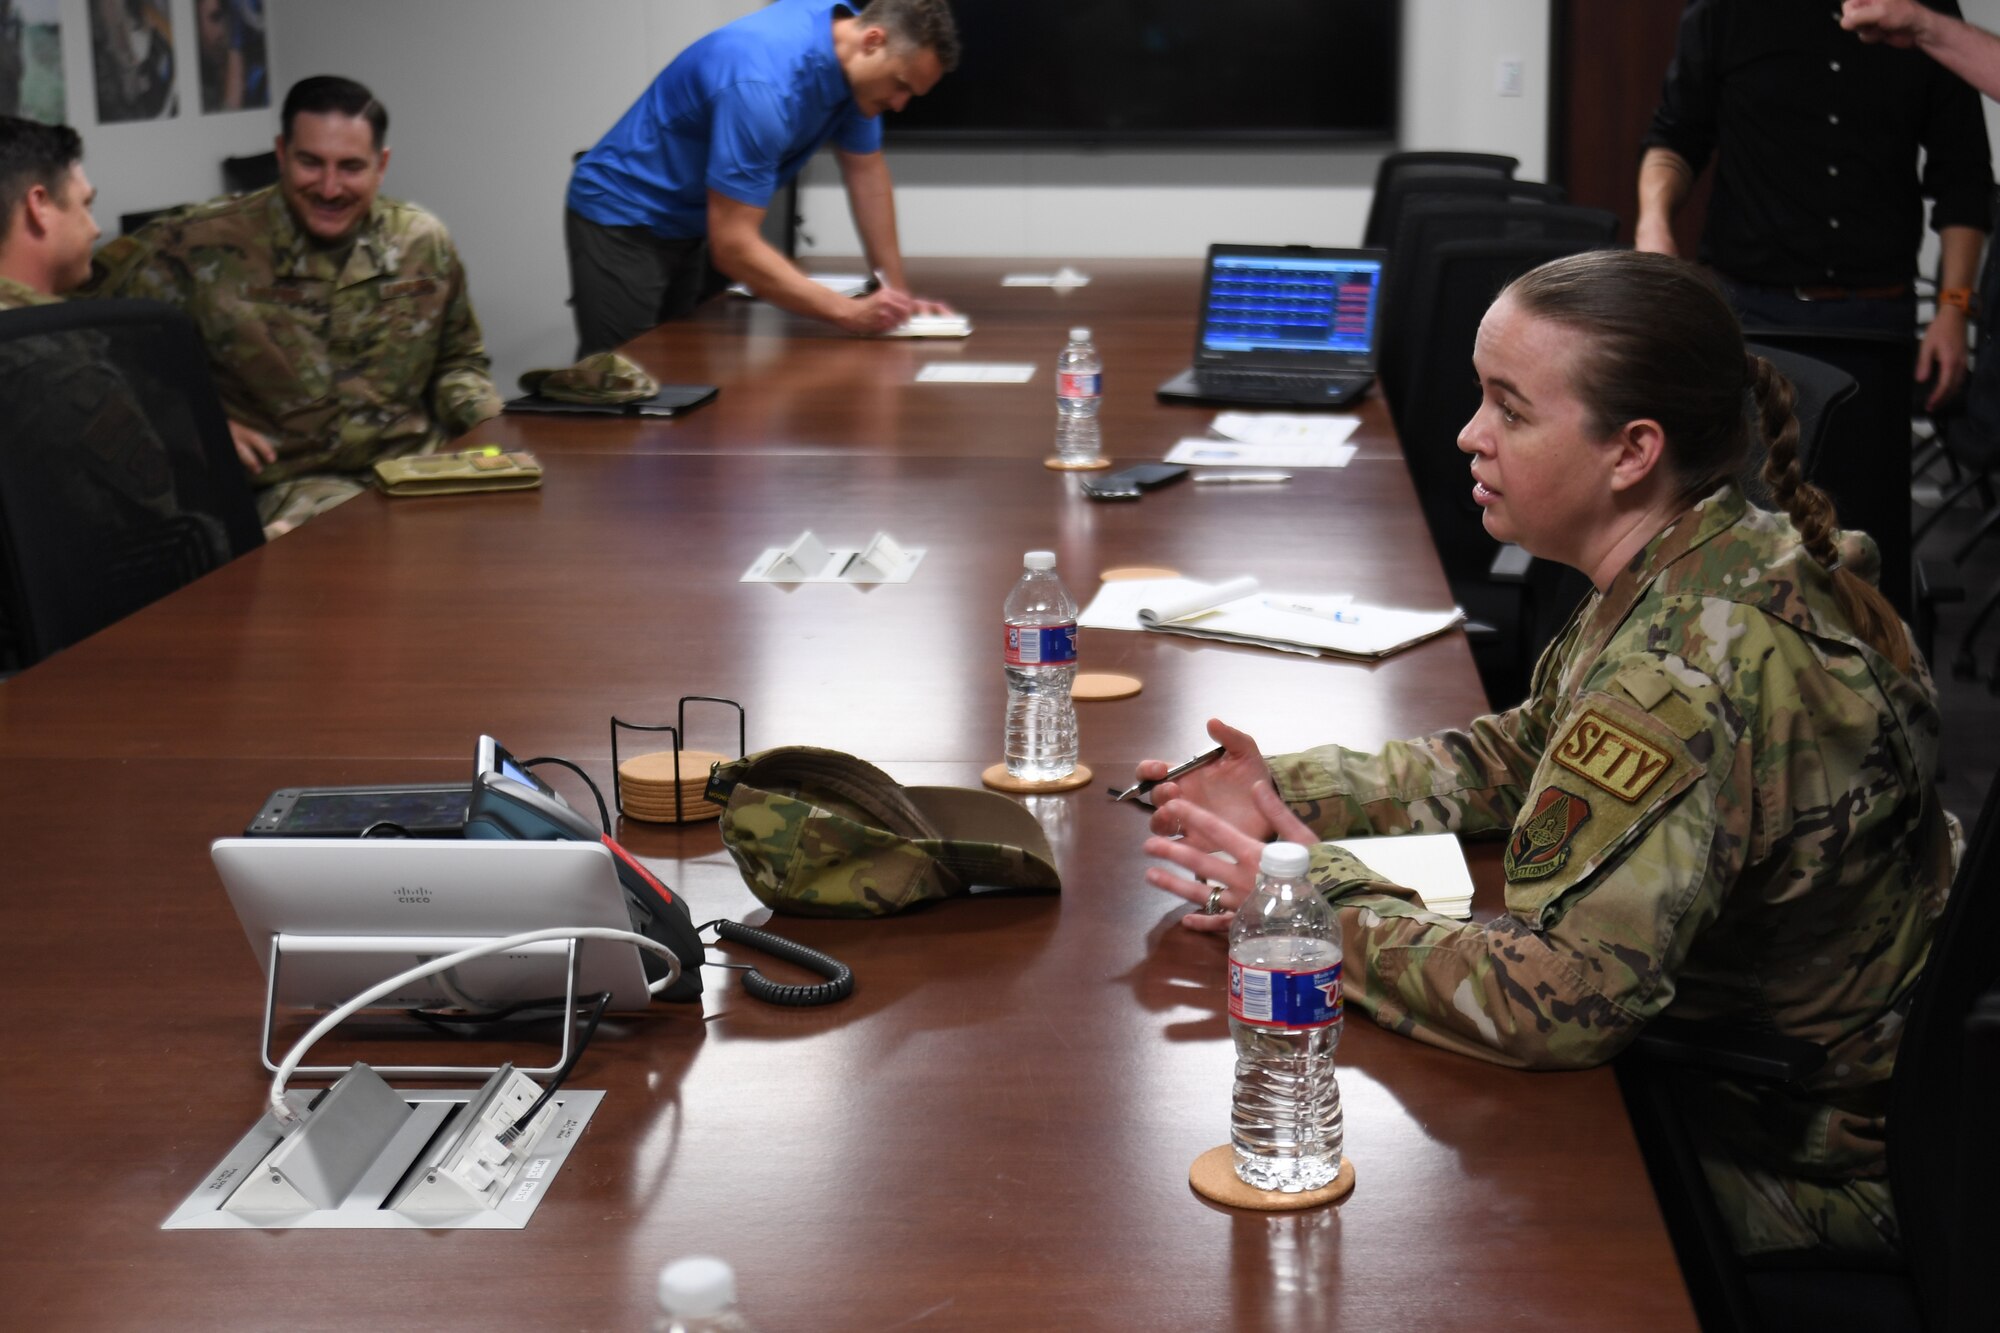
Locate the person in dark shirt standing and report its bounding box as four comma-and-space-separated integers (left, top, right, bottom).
1636, 0, 1991, 410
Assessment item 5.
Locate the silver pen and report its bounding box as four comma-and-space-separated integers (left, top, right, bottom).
1191, 471, 1292, 485
1108, 744, 1228, 803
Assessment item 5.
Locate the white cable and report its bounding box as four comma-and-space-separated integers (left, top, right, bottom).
268, 926, 682, 1125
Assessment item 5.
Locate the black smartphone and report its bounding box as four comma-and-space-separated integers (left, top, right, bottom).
245, 784, 474, 837
1081, 462, 1190, 500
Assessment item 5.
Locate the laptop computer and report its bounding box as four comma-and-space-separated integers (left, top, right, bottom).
1157, 243, 1388, 408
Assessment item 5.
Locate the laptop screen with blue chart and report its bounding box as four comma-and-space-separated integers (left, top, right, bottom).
1198, 248, 1384, 365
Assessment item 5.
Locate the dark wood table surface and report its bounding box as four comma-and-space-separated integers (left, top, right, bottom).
0, 263, 1694, 1330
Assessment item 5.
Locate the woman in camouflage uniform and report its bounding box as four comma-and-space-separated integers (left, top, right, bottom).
1139, 249, 1952, 1260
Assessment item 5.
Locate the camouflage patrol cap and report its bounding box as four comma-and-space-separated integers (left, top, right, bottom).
517, 351, 660, 404
708, 747, 1062, 918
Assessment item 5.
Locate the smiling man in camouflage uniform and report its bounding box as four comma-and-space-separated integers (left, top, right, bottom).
90, 75, 502, 536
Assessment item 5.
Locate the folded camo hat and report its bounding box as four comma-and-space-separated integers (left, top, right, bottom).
517, 351, 660, 404
707, 746, 1062, 917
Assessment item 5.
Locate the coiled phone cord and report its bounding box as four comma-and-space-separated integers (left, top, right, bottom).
700, 920, 854, 1006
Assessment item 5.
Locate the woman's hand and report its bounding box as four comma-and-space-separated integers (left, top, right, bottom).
1144, 782, 1323, 934
1134, 718, 1277, 840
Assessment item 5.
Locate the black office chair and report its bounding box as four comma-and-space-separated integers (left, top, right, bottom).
221, 150, 279, 194
1391, 230, 1618, 705
0, 299, 263, 671
1361, 150, 1519, 249
1378, 195, 1609, 423
1737, 326, 1919, 621
1619, 768, 2000, 1333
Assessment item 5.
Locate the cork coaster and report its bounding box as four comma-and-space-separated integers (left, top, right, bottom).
1099, 565, 1180, 581
1044, 455, 1113, 471
1188, 1145, 1356, 1211
1073, 672, 1141, 701
980, 762, 1094, 793
619, 749, 727, 785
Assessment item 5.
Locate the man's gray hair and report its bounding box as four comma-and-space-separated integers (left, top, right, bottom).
856, 0, 961, 71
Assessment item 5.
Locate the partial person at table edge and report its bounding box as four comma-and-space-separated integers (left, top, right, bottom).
1844, 0, 2000, 98
1137, 251, 1950, 1263
0, 115, 99, 309
1635, 0, 1991, 412
87, 75, 503, 538
564, 0, 959, 356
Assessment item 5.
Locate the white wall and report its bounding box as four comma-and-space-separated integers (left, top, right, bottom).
53, 0, 279, 234
67, 0, 1551, 391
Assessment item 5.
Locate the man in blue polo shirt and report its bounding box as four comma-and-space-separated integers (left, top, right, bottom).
565, 0, 959, 356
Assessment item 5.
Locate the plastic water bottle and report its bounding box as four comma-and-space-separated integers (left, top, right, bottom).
1228, 841, 1344, 1193
1003, 550, 1079, 780
1056, 326, 1102, 420
1055, 327, 1103, 464
653, 1256, 754, 1332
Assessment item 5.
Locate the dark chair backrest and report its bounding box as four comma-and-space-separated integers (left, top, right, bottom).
1378, 197, 1613, 421
221, 150, 279, 195
0, 299, 263, 669
1394, 233, 1619, 583
1361, 150, 1519, 249
1742, 341, 1859, 499
1738, 326, 1917, 617
1890, 771, 2000, 1330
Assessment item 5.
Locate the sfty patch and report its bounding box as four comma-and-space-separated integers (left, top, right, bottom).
1505, 787, 1592, 881
1552, 709, 1672, 803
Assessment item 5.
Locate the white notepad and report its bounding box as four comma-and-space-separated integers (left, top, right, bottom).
1077, 575, 1463, 659
1331, 834, 1476, 920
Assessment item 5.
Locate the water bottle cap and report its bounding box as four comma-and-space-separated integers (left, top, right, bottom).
1069, 326, 1090, 342
658, 1256, 736, 1317
1259, 841, 1311, 878
1023, 550, 1056, 571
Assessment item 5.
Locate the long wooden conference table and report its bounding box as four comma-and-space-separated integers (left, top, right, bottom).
0, 261, 1696, 1329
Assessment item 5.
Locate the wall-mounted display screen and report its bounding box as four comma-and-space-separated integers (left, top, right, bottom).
886, 1, 1399, 144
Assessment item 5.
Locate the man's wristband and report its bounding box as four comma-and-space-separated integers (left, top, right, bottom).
1938, 286, 1978, 316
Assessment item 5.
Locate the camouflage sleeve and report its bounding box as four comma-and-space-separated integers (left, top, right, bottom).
1269, 608, 1584, 839
83, 230, 188, 306
427, 242, 503, 436
1310, 654, 1749, 1071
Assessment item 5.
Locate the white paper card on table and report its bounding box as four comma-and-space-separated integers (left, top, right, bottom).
742, 531, 927, 584
766, 529, 831, 582
1076, 575, 1461, 659
1211, 412, 1362, 449
1164, 438, 1359, 469
884, 313, 973, 338
915, 363, 1037, 384
730, 273, 869, 299
1329, 833, 1476, 921
848, 531, 917, 581
1000, 266, 1091, 289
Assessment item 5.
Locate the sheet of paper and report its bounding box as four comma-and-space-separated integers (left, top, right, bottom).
916, 363, 1037, 384
729, 273, 869, 299
1211, 412, 1362, 449
1330, 833, 1476, 920
1000, 267, 1091, 289
1165, 438, 1358, 469
1078, 575, 1460, 658
884, 314, 973, 338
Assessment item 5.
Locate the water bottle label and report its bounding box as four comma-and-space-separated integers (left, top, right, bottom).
1005, 623, 1077, 666
1229, 960, 1342, 1029
1058, 372, 1102, 399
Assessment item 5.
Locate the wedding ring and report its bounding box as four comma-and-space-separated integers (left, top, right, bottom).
1203, 883, 1226, 915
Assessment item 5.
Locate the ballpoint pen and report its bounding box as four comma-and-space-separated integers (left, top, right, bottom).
1108, 744, 1228, 804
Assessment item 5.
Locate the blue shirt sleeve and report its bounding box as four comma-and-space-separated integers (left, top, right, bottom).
706, 81, 793, 208
834, 103, 883, 156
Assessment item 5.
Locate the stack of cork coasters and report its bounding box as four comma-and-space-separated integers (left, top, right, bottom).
617, 749, 728, 824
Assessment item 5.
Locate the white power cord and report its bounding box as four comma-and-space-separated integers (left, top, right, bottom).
268, 926, 682, 1125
